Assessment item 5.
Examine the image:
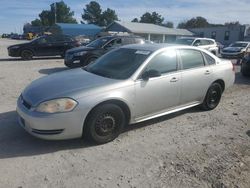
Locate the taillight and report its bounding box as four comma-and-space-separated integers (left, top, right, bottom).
232, 62, 236, 72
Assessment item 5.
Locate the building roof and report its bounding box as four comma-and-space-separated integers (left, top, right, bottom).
56, 23, 102, 37
107, 21, 193, 36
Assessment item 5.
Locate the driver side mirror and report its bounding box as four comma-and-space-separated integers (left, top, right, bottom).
141, 69, 161, 81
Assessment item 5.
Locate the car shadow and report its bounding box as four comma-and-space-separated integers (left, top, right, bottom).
0, 107, 199, 159
39, 67, 69, 75
0, 57, 62, 62
0, 111, 94, 159
124, 107, 200, 133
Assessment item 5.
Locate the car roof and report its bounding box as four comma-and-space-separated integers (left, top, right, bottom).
234, 41, 250, 44
99, 35, 142, 40
121, 43, 182, 52
179, 37, 215, 41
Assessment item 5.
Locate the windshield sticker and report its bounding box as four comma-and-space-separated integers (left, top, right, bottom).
135, 50, 151, 55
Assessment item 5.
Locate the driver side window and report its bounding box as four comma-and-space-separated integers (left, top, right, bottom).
145, 49, 177, 74
193, 40, 201, 46
105, 38, 122, 49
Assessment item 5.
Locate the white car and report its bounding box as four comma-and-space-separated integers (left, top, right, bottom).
17, 44, 235, 144
175, 37, 219, 56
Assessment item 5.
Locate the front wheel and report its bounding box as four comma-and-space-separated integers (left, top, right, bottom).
21, 50, 33, 60
200, 83, 222, 110
83, 104, 126, 144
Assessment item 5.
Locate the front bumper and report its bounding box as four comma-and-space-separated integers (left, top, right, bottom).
221, 51, 244, 59
16, 96, 85, 140
64, 53, 83, 67
8, 48, 20, 57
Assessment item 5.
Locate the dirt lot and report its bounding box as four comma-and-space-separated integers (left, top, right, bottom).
0, 38, 249, 188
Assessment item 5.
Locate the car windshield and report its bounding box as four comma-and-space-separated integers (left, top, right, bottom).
230, 42, 248, 48
175, 38, 194, 45
84, 48, 152, 80
87, 37, 111, 48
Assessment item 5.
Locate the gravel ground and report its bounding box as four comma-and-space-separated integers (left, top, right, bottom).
0, 39, 249, 188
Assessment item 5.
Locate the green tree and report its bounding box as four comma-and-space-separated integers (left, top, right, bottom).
162, 21, 174, 28
82, 1, 103, 25
31, 19, 42, 26
31, 1, 77, 26
102, 8, 118, 26
224, 21, 240, 26
140, 12, 164, 25
131, 18, 139, 22
82, 1, 118, 26
177, 16, 209, 29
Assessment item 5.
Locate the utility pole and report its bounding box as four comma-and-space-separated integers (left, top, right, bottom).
55, 2, 57, 24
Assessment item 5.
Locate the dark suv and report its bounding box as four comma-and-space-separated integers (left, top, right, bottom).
64, 35, 145, 68
8, 35, 80, 60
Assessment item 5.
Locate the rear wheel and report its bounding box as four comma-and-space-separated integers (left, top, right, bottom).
21, 50, 33, 60
201, 83, 222, 110
84, 104, 126, 144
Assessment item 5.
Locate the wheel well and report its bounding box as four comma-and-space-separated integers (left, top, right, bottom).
83, 100, 131, 128
21, 49, 34, 56
213, 79, 225, 92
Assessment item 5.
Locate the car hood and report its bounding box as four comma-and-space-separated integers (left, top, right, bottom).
22, 68, 119, 106
66, 46, 95, 53
223, 46, 244, 52
8, 42, 31, 49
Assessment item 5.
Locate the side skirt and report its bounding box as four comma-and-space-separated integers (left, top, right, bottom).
133, 102, 201, 124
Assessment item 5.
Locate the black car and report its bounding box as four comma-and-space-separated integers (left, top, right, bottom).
8, 35, 80, 60
241, 53, 250, 76
64, 35, 145, 68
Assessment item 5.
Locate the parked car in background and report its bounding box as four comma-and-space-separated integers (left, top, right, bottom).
8, 34, 80, 60
64, 35, 145, 68
221, 41, 250, 59
17, 44, 235, 144
241, 52, 250, 76
11, 34, 25, 40
175, 37, 219, 55
216, 42, 224, 54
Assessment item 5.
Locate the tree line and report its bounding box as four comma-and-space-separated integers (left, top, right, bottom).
28, 0, 240, 29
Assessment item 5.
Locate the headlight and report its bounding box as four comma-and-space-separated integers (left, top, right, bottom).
74, 51, 87, 56
36, 98, 78, 113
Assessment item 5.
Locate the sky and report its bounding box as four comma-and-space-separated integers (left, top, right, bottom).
0, 0, 250, 34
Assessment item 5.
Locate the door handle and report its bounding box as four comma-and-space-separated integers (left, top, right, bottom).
204, 70, 211, 75
170, 77, 179, 82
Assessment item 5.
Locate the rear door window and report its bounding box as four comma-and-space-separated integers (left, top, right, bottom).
179, 49, 205, 70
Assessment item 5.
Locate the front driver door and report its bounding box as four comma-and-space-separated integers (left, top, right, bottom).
134, 49, 181, 120
34, 36, 54, 56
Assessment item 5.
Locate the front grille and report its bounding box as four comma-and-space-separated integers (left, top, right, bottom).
21, 95, 32, 110
32, 128, 64, 135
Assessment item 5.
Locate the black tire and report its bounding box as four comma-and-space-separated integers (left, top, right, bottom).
21, 50, 33, 60
85, 56, 97, 66
241, 65, 249, 77
84, 104, 126, 144
200, 83, 222, 111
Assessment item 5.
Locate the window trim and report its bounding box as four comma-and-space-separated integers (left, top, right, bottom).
177, 49, 206, 71
136, 49, 180, 80
202, 51, 216, 66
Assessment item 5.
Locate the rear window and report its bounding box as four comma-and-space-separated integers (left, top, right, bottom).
179, 49, 205, 70
203, 53, 216, 65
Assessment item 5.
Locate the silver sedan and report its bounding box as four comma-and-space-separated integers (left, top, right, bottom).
17, 44, 235, 144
